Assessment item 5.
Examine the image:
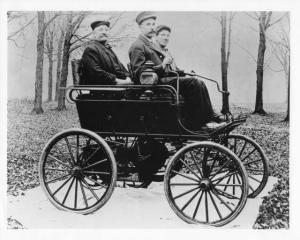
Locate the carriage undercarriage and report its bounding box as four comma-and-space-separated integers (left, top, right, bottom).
39, 85, 268, 227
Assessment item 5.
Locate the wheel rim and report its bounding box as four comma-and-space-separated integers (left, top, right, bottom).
222, 134, 268, 198
39, 129, 116, 213
164, 142, 248, 226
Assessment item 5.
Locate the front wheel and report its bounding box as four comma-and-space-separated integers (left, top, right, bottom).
164, 141, 248, 227
39, 128, 117, 214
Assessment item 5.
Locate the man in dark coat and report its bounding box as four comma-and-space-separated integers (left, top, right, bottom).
81, 20, 132, 85
129, 12, 225, 128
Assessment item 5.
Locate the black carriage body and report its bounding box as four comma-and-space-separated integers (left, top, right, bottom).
74, 85, 192, 137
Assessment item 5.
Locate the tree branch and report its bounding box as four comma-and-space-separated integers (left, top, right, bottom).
8, 15, 37, 39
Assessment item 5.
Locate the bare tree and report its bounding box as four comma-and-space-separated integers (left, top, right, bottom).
269, 17, 290, 121
32, 11, 59, 114
220, 12, 235, 115
57, 12, 88, 111
245, 11, 286, 115
44, 22, 56, 102
55, 28, 65, 101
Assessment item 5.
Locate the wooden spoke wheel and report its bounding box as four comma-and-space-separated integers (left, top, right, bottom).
39, 128, 117, 214
164, 141, 248, 227
221, 134, 269, 198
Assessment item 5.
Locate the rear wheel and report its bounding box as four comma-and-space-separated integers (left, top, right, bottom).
39, 128, 117, 214
221, 134, 268, 198
164, 141, 248, 227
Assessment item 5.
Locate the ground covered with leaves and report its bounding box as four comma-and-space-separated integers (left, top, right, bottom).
7, 100, 289, 229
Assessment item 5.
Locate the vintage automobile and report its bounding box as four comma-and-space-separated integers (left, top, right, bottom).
38, 62, 268, 227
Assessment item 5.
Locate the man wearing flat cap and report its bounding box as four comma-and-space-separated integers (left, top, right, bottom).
81, 20, 132, 85
129, 13, 225, 128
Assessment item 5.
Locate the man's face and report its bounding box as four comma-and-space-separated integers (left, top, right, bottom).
156, 29, 170, 48
139, 18, 156, 38
93, 25, 110, 42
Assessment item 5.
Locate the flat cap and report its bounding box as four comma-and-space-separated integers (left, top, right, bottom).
136, 11, 157, 25
90, 20, 110, 30
156, 25, 171, 34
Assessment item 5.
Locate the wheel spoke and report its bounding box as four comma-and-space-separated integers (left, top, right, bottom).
74, 179, 78, 209
44, 167, 69, 172
232, 175, 236, 195
208, 191, 222, 220
189, 151, 203, 178
65, 137, 76, 165
240, 148, 256, 161
54, 145, 73, 166
209, 158, 231, 180
46, 172, 71, 184
211, 170, 238, 184
47, 154, 71, 169
81, 178, 100, 201
181, 189, 202, 212
62, 177, 75, 204
205, 191, 209, 223
82, 147, 101, 165
79, 179, 88, 208
192, 191, 204, 219
213, 187, 239, 200
245, 168, 263, 172
76, 134, 80, 163
173, 186, 200, 200
171, 170, 200, 183
233, 138, 237, 153
52, 175, 73, 196
203, 148, 211, 178
170, 183, 200, 186
82, 158, 108, 170
216, 183, 242, 187
211, 189, 233, 212
223, 175, 232, 192
244, 159, 262, 166
82, 170, 111, 175
208, 151, 220, 176
238, 141, 247, 158
249, 183, 255, 192
179, 158, 202, 181
248, 175, 261, 183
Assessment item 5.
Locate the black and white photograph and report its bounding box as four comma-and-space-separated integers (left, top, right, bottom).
1, 0, 299, 238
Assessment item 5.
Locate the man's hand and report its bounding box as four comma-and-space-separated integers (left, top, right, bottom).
116, 77, 133, 85
162, 56, 173, 69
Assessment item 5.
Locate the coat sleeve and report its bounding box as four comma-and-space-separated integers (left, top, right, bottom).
82, 47, 117, 85
129, 44, 146, 83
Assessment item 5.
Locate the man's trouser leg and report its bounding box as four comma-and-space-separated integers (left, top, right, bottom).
165, 77, 215, 127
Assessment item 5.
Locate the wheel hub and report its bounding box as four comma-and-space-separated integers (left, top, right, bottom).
199, 179, 212, 191
72, 166, 83, 178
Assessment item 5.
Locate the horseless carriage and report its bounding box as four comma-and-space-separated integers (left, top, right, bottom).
39, 64, 269, 227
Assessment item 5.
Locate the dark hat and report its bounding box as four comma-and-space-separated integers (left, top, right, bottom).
90, 21, 110, 30
136, 11, 157, 25
156, 25, 171, 35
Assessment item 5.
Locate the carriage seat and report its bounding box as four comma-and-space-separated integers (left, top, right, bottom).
71, 59, 183, 102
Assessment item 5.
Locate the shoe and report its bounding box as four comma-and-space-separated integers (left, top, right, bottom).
205, 121, 227, 129
210, 114, 227, 123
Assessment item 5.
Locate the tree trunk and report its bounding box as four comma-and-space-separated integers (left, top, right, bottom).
221, 13, 230, 115
57, 29, 72, 111
32, 12, 45, 114
47, 36, 54, 102
284, 66, 290, 122
55, 30, 64, 101
253, 14, 267, 115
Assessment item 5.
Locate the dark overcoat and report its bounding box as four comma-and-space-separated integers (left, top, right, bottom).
81, 41, 129, 85
129, 35, 166, 83
129, 35, 184, 83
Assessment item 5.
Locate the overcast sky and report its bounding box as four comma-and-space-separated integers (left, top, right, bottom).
7, 11, 289, 107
